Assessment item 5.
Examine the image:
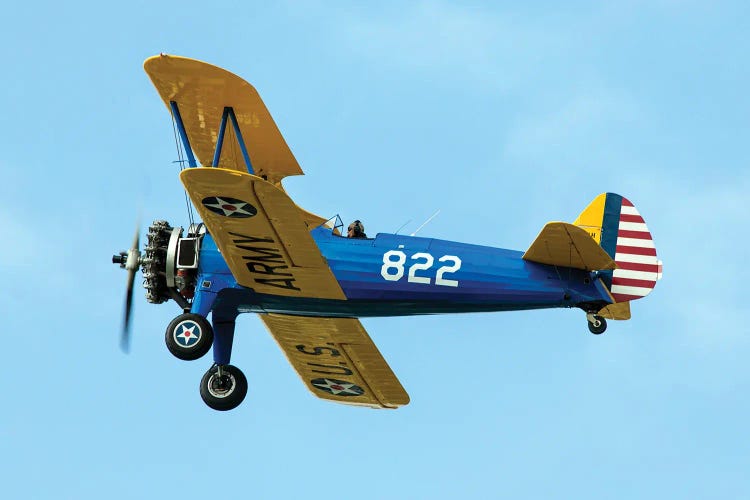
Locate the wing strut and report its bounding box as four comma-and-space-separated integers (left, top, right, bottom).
169, 101, 255, 173
169, 101, 197, 168
212, 107, 254, 173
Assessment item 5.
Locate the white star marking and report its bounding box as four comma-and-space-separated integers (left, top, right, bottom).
176, 324, 199, 345
314, 379, 362, 395
203, 197, 255, 217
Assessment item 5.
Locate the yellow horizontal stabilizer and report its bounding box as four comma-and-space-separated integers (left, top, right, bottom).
145, 54, 303, 184
523, 222, 617, 271
181, 168, 345, 299
261, 314, 409, 409
598, 302, 631, 320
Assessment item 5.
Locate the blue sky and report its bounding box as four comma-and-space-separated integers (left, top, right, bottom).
2, 1, 748, 498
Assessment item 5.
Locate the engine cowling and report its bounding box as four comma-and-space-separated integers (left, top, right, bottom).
142, 221, 203, 305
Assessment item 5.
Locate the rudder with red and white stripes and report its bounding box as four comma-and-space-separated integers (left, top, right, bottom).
574, 193, 662, 303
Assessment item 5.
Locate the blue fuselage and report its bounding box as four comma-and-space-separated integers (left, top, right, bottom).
191, 226, 610, 319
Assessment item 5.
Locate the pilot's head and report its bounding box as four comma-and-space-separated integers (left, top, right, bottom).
347, 220, 365, 238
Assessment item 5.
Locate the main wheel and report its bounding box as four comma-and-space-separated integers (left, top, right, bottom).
588, 315, 607, 335
200, 364, 248, 411
165, 313, 214, 361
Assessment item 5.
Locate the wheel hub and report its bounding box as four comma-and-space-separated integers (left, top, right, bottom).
208, 373, 235, 398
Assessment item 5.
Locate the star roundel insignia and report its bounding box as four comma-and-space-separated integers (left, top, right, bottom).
310, 378, 365, 397
174, 320, 201, 347
201, 196, 257, 218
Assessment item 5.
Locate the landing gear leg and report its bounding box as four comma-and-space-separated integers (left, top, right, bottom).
211, 313, 237, 366
586, 313, 607, 335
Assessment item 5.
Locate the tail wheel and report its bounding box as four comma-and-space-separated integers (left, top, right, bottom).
165, 313, 214, 360
587, 315, 607, 335
200, 364, 248, 411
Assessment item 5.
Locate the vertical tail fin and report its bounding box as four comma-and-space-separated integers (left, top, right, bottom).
574, 193, 662, 302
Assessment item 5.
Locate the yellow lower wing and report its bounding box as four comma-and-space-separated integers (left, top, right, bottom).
261, 314, 409, 409
523, 222, 616, 271
181, 167, 345, 299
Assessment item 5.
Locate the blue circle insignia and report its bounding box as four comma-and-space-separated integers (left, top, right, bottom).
310, 378, 365, 397
201, 196, 257, 218
174, 320, 201, 347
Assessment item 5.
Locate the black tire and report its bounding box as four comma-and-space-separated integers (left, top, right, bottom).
588, 315, 607, 335
165, 313, 214, 361
200, 364, 248, 411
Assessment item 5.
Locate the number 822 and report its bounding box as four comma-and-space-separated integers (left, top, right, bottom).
380, 250, 462, 287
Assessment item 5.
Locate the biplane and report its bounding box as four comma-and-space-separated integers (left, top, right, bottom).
113, 54, 663, 411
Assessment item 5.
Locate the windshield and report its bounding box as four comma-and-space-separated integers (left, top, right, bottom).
322, 214, 344, 236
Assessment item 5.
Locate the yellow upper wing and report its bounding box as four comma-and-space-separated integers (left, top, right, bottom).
144, 54, 303, 184
261, 314, 409, 409
181, 167, 345, 299
523, 222, 616, 271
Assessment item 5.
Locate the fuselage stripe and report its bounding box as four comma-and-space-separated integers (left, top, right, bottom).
616, 261, 660, 273
611, 276, 657, 288
618, 229, 652, 239
612, 292, 643, 302
617, 237, 656, 248
619, 221, 650, 232
619, 213, 645, 224
613, 269, 658, 281
611, 284, 652, 296
620, 205, 641, 216
616, 245, 657, 256
599, 193, 623, 290
614, 253, 659, 265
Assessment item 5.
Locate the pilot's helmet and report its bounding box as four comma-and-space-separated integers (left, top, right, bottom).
348, 220, 365, 237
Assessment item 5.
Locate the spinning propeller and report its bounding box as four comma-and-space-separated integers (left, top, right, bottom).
112, 225, 142, 353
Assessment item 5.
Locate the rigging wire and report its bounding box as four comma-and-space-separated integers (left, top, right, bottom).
410, 210, 441, 237
170, 113, 195, 228
394, 219, 412, 235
